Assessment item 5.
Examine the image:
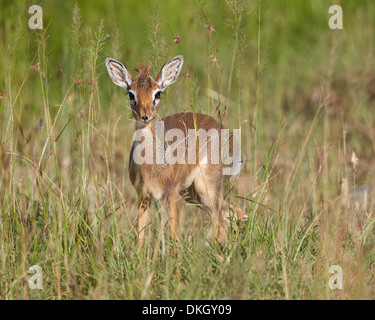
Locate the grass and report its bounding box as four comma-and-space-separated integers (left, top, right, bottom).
0, 0, 375, 299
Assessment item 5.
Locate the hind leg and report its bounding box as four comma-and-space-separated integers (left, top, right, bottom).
192, 169, 227, 243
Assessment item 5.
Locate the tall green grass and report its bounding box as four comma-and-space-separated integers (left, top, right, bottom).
0, 0, 374, 299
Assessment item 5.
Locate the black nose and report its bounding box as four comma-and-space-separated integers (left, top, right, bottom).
142, 115, 148, 121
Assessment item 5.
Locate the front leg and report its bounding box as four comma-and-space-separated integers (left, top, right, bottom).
167, 189, 179, 241
138, 196, 151, 245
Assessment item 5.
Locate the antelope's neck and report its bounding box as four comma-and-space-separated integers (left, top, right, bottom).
135, 119, 156, 133
133, 120, 157, 152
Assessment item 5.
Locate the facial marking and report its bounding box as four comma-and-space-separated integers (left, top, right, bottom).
128, 90, 137, 100
152, 88, 163, 109
128, 64, 161, 123
137, 74, 152, 89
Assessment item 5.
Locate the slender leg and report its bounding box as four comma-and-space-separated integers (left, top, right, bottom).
138, 197, 151, 245
167, 190, 179, 240
193, 174, 228, 244
212, 198, 227, 244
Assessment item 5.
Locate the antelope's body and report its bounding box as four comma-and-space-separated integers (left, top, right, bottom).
105, 55, 243, 244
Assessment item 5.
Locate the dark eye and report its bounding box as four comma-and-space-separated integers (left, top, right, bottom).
155, 91, 162, 100
128, 92, 135, 100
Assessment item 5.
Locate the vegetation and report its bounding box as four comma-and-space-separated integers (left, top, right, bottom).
0, 0, 374, 299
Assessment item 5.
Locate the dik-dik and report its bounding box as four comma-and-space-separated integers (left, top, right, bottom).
105, 55, 244, 244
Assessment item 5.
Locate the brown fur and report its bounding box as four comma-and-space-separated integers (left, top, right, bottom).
106, 56, 244, 244
130, 111, 243, 244
135, 62, 152, 89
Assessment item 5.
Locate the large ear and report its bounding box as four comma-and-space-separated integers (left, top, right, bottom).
157, 55, 184, 90
105, 58, 132, 90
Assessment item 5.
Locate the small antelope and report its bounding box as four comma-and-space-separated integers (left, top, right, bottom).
105, 55, 244, 244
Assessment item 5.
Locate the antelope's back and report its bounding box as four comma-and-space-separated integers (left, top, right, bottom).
162, 112, 235, 169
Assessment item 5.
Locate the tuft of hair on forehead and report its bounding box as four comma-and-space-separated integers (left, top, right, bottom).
134, 60, 153, 89
136, 60, 152, 74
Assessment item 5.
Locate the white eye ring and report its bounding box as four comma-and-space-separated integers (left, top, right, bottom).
154, 91, 162, 100
152, 90, 163, 109
127, 90, 137, 101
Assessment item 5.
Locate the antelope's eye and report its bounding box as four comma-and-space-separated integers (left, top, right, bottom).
155, 91, 162, 100
128, 92, 135, 100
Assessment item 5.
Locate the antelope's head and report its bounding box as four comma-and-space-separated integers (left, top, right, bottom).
105, 56, 184, 127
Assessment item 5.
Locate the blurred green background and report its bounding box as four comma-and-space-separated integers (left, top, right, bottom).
1, 0, 374, 134
1, 0, 375, 299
